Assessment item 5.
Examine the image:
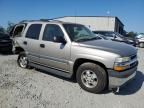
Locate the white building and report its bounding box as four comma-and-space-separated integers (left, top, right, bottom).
53, 16, 124, 34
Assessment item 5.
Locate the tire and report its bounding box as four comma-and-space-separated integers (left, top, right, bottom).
139, 43, 144, 48
76, 62, 107, 93
17, 52, 29, 68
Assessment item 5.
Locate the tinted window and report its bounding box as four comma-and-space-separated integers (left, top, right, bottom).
94, 31, 114, 37
13, 25, 24, 37
9, 26, 15, 36
43, 24, 64, 41
26, 24, 42, 39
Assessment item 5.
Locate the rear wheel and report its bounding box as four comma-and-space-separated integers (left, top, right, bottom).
17, 52, 29, 68
76, 63, 107, 93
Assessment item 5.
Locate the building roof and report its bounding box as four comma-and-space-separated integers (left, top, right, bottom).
53, 16, 124, 26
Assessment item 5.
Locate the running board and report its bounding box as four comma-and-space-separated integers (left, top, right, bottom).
29, 62, 72, 78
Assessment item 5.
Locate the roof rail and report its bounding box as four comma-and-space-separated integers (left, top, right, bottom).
19, 19, 64, 23
40, 19, 64, 23
40, 19, 50, 21
19, 20, 41, 23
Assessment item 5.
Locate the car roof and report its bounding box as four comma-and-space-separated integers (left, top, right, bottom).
18, 20, 82, 25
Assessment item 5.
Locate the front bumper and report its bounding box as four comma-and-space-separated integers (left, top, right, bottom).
108, 66, 137, 89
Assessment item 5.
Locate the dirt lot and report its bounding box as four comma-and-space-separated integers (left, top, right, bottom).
0, 48, 144, 108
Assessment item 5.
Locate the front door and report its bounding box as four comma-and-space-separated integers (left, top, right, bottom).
39, 24, 70, 72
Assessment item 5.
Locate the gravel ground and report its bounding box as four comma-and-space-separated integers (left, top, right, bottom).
0, 48, 144, 108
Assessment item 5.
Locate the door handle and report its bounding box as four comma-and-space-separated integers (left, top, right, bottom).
40, 44, 45, 48
23, 41, 27, 45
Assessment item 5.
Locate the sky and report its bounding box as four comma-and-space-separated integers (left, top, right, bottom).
0, 0, 144, 33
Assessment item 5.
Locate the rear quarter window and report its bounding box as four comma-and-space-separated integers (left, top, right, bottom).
13, 25, 25, 37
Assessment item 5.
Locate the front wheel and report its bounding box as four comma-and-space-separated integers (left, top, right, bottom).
76, 63, 107, 93
17, 52, 29, 68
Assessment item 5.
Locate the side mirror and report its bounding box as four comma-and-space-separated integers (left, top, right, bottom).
53, 36, 66, 44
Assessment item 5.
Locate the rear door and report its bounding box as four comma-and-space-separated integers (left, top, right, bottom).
24, 24, 42, 63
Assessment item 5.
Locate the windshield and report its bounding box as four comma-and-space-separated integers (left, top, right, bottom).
63, 24, 100, 42
95, 31, 125, 40
94, 31, 114, 37
94, 33, 109, 40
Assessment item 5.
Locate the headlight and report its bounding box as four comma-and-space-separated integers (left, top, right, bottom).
114, 57, 130, 71
115, 57, 130, 63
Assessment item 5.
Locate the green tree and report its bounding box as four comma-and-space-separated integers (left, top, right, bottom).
140, 33, 144, 35
126, 31, 137, 38
6, 21, 15, 33
0, 26, 5, 33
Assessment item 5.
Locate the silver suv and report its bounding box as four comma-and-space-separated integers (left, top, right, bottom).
11, 20, 138, 93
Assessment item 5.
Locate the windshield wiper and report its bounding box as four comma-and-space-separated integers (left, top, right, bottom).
75, 37, 100, 42
75, 38, 90, 42
89, 37, 101, 40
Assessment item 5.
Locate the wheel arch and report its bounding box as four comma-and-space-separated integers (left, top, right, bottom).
15, 47, 25, 54
72, 58, 109, 87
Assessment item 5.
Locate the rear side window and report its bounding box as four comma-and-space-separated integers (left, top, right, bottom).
26, 24, 42, 40
13, 25, 25, 37
9, 26, 15, 36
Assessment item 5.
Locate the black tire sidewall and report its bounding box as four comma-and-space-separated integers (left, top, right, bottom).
76, 63, 107, 93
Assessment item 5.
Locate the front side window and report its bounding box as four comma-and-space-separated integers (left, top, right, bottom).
26, 24, 42, 40
43, 24, 64, 41
63, 24, 99, 42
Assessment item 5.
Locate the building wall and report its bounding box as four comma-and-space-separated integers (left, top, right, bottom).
114, 18, 124, 34
54, 16, 124, 34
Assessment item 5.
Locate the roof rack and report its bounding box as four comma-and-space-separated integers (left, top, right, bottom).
40, 19, 50, 21
40, 19, 64, 23
19, 20, 41, 23
19, 19, 64, 23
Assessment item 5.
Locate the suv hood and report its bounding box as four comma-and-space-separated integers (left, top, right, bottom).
78, 40, 137, 57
